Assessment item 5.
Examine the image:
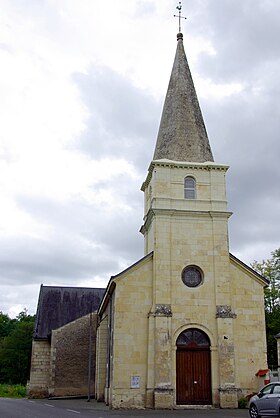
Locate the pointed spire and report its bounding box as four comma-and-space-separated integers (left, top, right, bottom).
153, 33, 214, 163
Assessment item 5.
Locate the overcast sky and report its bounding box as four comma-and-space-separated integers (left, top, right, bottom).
0, 0, 279, 317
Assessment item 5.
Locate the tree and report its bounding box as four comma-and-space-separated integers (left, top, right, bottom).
0, 312, 16, 339
252, 248, 280, 369
0, 310, 35, 385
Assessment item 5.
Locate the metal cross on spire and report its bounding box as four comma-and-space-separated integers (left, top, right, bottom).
174, 2, 187, 33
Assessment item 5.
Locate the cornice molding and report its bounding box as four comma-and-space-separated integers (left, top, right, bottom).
140, 208, 232, 235
141, 160, 229, 191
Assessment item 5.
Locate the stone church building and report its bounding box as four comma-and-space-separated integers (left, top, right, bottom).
29, 32, 269, 409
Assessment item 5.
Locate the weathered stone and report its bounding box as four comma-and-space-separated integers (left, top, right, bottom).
153, 34, 214, 163
154, 304, 172, 317
216, 305, 237, 318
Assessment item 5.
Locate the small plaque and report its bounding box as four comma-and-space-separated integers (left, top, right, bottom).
131, 375, 140, 389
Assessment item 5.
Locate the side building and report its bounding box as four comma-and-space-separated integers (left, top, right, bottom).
29, 285, 105, 398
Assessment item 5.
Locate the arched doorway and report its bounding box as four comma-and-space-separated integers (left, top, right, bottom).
176, 328, 212, 405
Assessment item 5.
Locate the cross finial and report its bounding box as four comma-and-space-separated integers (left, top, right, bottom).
174, 2, 187, 33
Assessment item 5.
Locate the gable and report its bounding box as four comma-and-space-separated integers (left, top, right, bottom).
229, 253, 268, 287
98, 252, 153, 316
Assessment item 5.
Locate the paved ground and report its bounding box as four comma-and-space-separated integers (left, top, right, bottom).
0, 397, 251, 418
34, 398, 250, 417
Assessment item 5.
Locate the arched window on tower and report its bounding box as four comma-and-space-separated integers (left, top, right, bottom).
184, 176, 196, 199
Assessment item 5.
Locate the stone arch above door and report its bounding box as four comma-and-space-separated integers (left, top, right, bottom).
176, 328, 210, 349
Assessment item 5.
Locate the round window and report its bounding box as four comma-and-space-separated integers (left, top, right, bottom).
182, 266, 203, 288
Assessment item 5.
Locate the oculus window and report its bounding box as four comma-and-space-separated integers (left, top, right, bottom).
184, 176, 196, 199
182, 266, 203, 288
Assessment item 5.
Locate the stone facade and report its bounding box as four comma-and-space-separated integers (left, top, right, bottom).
96, 254, 153, 408
95, 160, 268, 409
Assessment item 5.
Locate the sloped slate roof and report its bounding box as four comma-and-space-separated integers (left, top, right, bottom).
33, 285, 105, 340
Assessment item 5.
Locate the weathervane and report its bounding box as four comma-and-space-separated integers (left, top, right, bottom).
174, 2, 187, 33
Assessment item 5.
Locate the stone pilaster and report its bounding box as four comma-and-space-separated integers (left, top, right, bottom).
216, 307, 238, 408
96, 314, 108, 402
153, 305, 173, 409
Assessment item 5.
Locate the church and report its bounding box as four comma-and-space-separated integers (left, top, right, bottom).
29, 30, 268, 409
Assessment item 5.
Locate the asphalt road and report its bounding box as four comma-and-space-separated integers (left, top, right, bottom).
0, 398, 250, 418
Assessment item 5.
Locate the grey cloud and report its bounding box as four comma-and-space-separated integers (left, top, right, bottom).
2, 171, 145, 287
72, 67, 160, 171
189, 0, 280, 82
0, 284, 40, 316
200, 72, 280, 259
0, 234, 115, 284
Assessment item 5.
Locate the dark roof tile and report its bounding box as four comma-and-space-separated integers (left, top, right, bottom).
33, 285, 105, 340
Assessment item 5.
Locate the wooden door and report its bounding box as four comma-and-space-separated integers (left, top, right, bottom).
176, 329, 212, 405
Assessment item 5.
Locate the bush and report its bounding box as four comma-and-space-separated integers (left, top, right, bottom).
238, 397, 248, 409
0, 384, 26, 398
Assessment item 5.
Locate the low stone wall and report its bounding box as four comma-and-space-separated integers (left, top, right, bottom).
49, 313, 98, 397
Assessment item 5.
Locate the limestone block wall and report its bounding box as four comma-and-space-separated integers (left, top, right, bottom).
49, 313, 98, 397
128, 160, 267, 409
95, 309, 109, 402
28, 340, 51, 398
142, 162, 229, 256
230, 260, 268, 395
141, 162, 235, 408
110, 256, 153, 409
167, 213, 227, 406
148, 163, 228, 206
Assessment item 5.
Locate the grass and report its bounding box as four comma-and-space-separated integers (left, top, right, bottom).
0, 384, 26, 398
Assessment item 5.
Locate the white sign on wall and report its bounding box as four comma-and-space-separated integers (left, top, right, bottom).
131, 375, 140, 389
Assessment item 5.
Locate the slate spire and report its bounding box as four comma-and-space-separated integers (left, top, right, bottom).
153, 33, 214, 162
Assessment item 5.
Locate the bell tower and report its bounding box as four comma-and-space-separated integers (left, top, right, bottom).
141, 30, 238, 409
